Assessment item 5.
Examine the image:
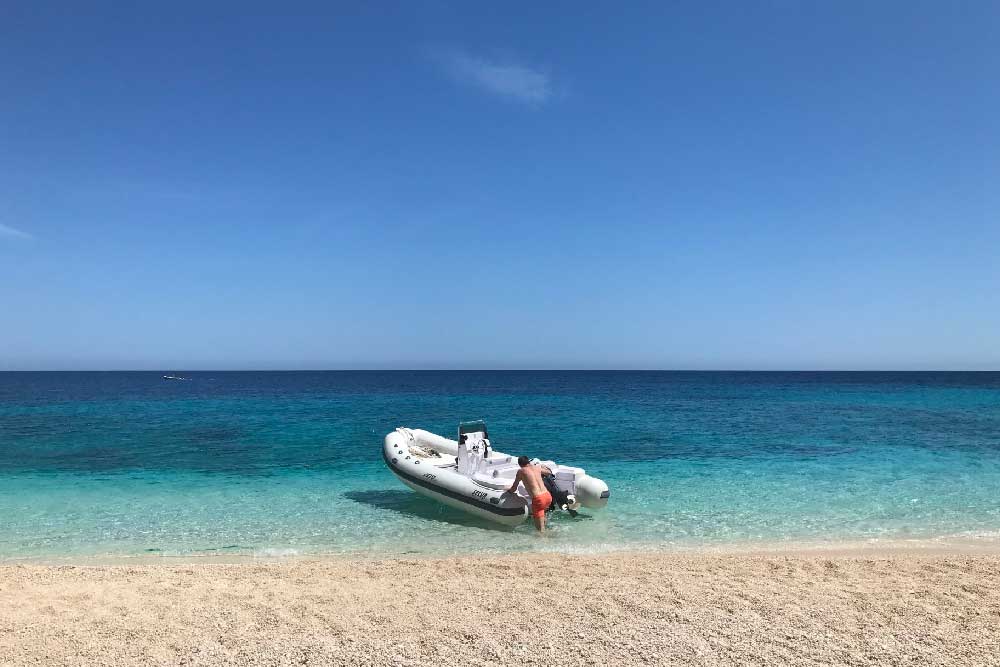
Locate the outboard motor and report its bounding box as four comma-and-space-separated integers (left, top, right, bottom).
542, 472, 579, 518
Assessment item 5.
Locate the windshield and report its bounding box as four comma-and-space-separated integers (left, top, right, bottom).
458, 420, 488, 438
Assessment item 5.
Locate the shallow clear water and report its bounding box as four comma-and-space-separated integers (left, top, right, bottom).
1, 371, 999, 560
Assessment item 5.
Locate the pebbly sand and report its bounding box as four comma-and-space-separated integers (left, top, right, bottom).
1, 552, 999, 666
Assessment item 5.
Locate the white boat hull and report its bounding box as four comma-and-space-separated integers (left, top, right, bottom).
383, 430, 528, 526
383, 427, 609, 527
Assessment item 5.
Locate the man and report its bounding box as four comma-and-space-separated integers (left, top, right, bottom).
507, 456, 552, 532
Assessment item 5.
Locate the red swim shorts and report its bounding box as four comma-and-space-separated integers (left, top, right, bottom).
531, 491, 552, 519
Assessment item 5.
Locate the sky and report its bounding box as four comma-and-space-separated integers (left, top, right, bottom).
1, 1, 997, 370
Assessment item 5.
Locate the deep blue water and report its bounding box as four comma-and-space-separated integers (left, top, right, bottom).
1, 371, 999, 560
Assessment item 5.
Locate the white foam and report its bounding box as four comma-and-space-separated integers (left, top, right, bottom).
254, 547, 301, 558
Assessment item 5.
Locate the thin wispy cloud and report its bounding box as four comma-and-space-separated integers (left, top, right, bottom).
0, 223, 33, 240
437, 50, 554, 105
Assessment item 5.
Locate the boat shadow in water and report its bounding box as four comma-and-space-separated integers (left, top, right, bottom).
343, 490, 515, 532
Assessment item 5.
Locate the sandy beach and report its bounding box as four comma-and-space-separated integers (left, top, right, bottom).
2, 551, 998, 666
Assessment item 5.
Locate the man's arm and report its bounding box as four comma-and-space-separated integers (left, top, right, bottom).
507, 470, 522, 494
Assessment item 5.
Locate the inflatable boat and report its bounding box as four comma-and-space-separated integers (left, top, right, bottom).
383, 420, 610, 527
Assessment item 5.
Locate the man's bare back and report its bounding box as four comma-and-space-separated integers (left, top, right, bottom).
512, 464, 546, 497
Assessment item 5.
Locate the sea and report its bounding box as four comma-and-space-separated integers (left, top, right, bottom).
1, 371, 999, 562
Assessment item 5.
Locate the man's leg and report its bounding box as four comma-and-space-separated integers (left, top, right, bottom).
533, 512, 545, 532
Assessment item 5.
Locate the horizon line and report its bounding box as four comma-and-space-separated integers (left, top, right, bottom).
1, 368, 998, 373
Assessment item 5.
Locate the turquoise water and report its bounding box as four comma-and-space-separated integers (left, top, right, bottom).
2, 371, 999, 561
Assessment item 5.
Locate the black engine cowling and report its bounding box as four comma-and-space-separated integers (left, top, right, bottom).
542, 473, 578, 517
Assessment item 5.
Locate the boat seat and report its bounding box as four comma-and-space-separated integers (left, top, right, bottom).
471, 472, 512, 491
479, 458, 519, 477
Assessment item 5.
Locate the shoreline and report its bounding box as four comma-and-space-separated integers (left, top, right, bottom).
3, 550, 998, 665
5, 535, 1000, 567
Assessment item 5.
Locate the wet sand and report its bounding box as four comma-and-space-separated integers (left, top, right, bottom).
2, 552, 998, 666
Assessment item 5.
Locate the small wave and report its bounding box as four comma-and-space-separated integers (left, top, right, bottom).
254, 547, 301, 558
934, 529, 1000, 542
529, 541, 658, 556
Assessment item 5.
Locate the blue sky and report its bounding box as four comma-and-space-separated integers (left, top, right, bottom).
1, 1, 997, 370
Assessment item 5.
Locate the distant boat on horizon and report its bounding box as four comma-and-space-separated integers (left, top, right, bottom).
162, 374, 191, 381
